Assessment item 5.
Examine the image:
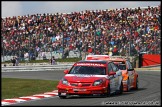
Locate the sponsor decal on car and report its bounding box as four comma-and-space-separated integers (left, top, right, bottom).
65, 74, 109, 79
75, 63, 105, 67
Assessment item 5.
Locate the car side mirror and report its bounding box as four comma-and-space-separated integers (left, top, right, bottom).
64, 69, 69, 74
109, 71, 116, 75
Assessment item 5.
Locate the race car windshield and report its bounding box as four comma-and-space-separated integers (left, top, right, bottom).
117, 64, 126, 70
69, 66, 106, 75
114, 62, 126, 70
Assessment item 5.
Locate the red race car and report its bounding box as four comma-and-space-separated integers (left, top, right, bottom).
57, 60, 123, 98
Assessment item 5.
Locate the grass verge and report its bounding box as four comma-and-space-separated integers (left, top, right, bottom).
2, 78, 59, 100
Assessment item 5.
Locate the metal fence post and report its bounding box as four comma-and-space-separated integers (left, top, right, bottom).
2, 39, 5, 62
94, 30, 96, 55
129, 40, 131, 56
58, 20, 64, 59
90, 21, 96, 55
19, 34, 21, 60
80, 31, 83, 58
102, 36, 104, 54
138, 53, 143, 68
50, 47, 52, 58
62, 33, 64, 59
29, 33, 31, 61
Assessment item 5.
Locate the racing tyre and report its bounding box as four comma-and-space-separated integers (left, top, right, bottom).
101, 85, 111, 97
58, 93, 66, 99
59, 96, 66, 99
119, 82, 123, 94
126, 79, 130, 92
134, 77, 138, 90
106, 84, 111, 97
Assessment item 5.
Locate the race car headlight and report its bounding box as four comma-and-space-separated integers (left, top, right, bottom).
93, 79, 103, 86
62, 78, 69, 85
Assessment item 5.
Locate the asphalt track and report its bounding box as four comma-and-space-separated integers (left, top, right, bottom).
2, 70, 161, 106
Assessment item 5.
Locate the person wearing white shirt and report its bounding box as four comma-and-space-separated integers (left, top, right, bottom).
24, 52, 29, 64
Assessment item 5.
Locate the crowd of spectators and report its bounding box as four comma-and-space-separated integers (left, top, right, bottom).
1, 5, 161, 60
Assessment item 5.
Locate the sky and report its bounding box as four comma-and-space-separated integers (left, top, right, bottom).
2, 1, 161, 18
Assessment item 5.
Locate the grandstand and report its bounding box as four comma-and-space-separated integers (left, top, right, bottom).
1, 5, 161, 62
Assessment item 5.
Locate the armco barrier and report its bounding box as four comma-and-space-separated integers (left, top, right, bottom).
2, 64, 160, 72
1, 65, 73, 72
1, 62, 74, 66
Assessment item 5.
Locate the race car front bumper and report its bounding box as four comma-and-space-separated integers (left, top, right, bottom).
57, 85, 107, 96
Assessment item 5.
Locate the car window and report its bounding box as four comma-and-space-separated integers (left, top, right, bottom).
108, 63, 113, 73
126, 61, 130, 69
118, 64, 126, 70
114, 62, 126, 70
127, 61, 133, 69
69, 66, 106, 75
113, 63, 119, 71
110, 62, 118, 72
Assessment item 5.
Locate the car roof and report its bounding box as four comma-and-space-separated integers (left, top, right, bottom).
85, 55, 128, 61
85, 55, 110, 60
108, 58, 126, 62
78, 60, 109, 64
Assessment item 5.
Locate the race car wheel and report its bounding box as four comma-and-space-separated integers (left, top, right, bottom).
101, 85, 111, 97
106, 84, 111, 97
134, 77, 138, 90
58, 93, 67, 99
59, 96, 66, 99
119, 82, 123, 94
126, 79, 130, 92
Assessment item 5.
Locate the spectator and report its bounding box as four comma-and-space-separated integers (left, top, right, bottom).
50, 56, 56, 65
24, 52, 29, 64
11, 57, 16, 66
15, 56, 19, 66
20, 51, 25, 61
1, 4, 161, 59
41, 51, 47, 60
63, 47, 69, 58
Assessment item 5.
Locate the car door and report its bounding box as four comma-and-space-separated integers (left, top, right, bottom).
129, 61, 135, 86
110, 62, 122, 91
108, 63, 116, 92
126, 60, 134, 87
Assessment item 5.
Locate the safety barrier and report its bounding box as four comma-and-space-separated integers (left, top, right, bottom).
139, 54, 161, 67
2, 64, 160, 72
1, 64, 73, 72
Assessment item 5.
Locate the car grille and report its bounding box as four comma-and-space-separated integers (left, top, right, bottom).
82, 84, 91, 86
70, 83, 91, 87
71, 83, 78, 86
